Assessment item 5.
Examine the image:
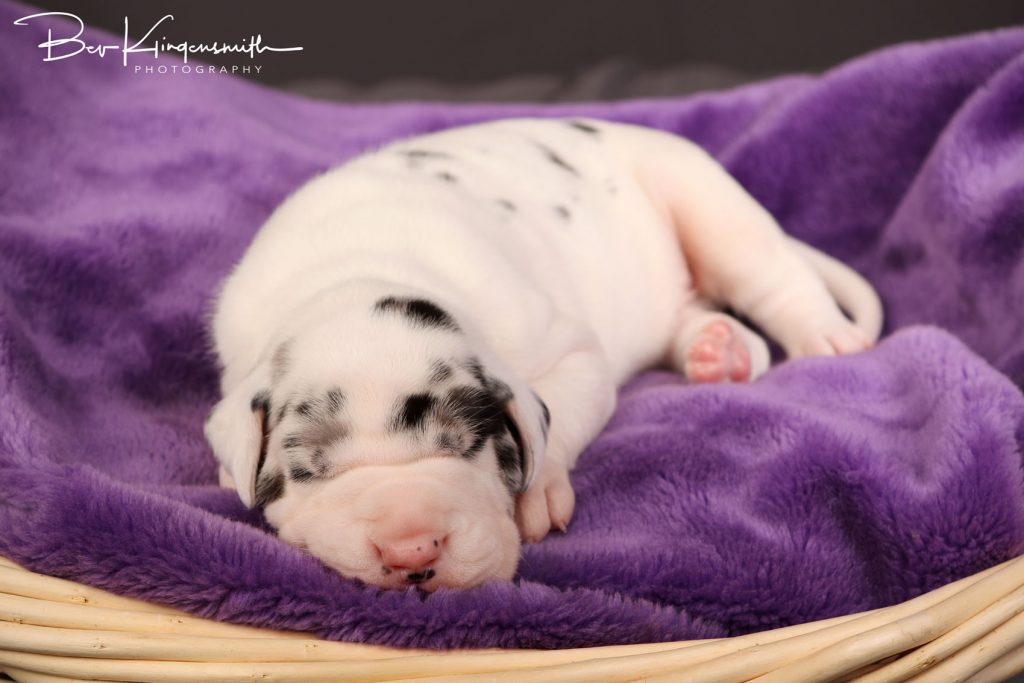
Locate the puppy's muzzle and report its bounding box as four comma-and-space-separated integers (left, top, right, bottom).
375, 531, 446, 584
369, 500, 451, 586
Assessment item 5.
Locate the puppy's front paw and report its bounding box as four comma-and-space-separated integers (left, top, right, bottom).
795, 320, 873, 358
515, 455, 574, 544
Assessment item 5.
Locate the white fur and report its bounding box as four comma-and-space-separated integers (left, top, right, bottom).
206, 118, 882, 590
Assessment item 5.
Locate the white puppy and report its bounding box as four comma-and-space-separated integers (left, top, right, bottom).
205, 118, 882, 591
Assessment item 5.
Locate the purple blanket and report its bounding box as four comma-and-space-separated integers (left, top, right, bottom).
2, 4, 1024, 649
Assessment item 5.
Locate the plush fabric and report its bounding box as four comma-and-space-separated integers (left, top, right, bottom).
1, 3, 1023, 649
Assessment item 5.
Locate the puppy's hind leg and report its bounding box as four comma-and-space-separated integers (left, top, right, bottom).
621, 130, 876, 359
669, 299, 770, 383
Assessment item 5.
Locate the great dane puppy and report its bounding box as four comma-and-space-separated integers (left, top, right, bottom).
205, 118, 882, 591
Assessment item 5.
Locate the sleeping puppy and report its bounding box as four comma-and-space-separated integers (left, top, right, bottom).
205, 118, 882, 591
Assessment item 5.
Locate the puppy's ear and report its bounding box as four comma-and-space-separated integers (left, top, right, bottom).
501, 387, 550, 493
204, 362, 272, 508
474, 351, 549, 493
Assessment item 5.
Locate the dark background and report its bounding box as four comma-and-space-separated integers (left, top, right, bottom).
9, 4, 1024, 682
24, 1, 1024, 101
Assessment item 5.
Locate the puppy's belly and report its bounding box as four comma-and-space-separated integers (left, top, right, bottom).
214, 119, 690, 387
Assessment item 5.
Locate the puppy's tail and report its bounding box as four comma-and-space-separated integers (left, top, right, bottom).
787, 238, 884, 342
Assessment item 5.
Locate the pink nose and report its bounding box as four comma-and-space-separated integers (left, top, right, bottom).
376, 532, 443, 572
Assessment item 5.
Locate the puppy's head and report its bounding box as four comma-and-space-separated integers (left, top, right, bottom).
205, 292, 549, 591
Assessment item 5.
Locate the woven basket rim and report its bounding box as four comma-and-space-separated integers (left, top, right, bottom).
1, 554, 1023, 682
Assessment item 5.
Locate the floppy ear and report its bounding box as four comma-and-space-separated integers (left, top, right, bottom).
473, 349, 549, 493
501, 387, 550, 493
203, 363, 272, 508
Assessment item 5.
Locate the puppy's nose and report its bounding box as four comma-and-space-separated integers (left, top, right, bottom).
376, 532, 443, 573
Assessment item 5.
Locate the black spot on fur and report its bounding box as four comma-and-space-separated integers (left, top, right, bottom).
435, 431, 458, 451
496, 199, 517, 212
429, 361, 453, 384
296, 401, 314, 419
271, 342, 291, 383
285, 409, 349, 468
503, 414, 524, 458
405, 300, 458, 329
463, 357, 488, 387
374, 296, 461, 332
436, 171, 458, 183
250, 391, 271, 416
250, 391, 273, 478
494, 436, 521, 492
255, 470, 285, 507
275, 401, 289, 425
289, 464, 315, 483
400, 149, 451, 160
255, 437, 270, 481
538, 396, 551, 438
567, 120, 600, 135
487, 376, 514, 403
535, 142, 580, 177
456, 360, 513, 412
311, 448, 329, 475
397, 393, 436, 430
463, 433, 488, 459
554, 205, 571, 221
325, 388, 344, 415
444, 385, 507, 458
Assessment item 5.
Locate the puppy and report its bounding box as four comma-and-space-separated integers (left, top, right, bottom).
205, 118, 882, 591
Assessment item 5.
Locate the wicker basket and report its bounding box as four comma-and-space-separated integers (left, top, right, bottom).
1, 554, 1023, 682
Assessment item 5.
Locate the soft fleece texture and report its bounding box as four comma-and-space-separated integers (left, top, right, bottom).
2, 4, 1024, 648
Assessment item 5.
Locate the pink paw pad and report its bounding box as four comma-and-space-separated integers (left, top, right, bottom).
685, 320, 752, 383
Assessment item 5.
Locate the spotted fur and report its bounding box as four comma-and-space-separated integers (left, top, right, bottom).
289, 464, 316, 483
400, 149, 451, 160
384, 365, 530, 492
374, 296, 461, 332
535, 142, 580, 177
270, 342, 291, 383
567, 119, 600, 135
255, 470, 285, 506
274, 390, 352, 484
429, 360, 453, 383
395, 393, 436, 430
325, 388, 344, 415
